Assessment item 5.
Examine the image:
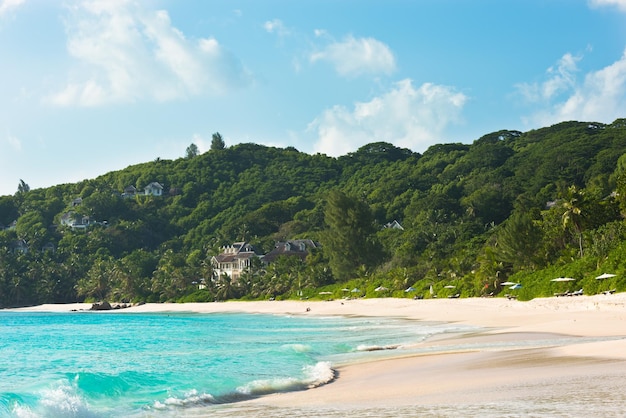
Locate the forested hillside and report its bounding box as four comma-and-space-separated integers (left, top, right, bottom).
2, 119, 626, 307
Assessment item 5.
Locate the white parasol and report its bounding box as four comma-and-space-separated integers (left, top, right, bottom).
551, 277, 576, 282
595, 273, 616, 280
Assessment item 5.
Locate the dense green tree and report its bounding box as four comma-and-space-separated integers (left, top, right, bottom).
15, 211, 50, 250
17, 179, 30, 194
492, 210, 543, 271
211, 132, 225, 150
322, 190, 383, 281
76, 257, 115, 301
185, 143, 199, 159
0, 196, 18, 225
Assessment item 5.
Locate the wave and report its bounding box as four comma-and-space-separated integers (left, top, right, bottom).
238, 361, 336, 394
151, 361, 337, 412
356, 344, 401, 352
5, 363, 337, 417
279, 343, 312, 353
9, 380, 100, 418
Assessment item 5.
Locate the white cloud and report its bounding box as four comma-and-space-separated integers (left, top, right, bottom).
0, 0, 25, 17
310, 35, 396, 77
264, 18, 289, 37
520, 50, 626, 126
516, 53, 581, 102
589, 0, 626, 12
46, 0, 250, 107
309, 79, 467, 156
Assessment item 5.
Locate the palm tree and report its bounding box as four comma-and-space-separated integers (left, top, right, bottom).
560, 185, 585, 258
215, 273, 236, 301
76, 258, 113, 301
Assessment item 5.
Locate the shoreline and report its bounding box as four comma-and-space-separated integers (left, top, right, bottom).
8, 295, 626, 413
10, 293, 626, 336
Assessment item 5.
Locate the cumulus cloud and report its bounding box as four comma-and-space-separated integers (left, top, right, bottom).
519, 50, 626, 126
0, 0, 26, 17
516, 53, 581, 102
309, 79, 467, 156
310, 35, 396, 77
46, 0, 250, 107
589, 0, 626, 11
263, 18, 289, 37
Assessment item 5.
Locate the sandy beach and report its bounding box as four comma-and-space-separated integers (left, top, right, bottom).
12, 294, 626, 416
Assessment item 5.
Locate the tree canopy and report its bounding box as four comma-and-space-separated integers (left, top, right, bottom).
2, 119, 626, 307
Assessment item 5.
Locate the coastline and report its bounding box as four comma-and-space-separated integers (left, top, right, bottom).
9, 295, 626, 414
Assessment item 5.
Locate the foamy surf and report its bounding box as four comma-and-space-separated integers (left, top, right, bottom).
237, 361, 336, 395
149, 362, 336, 413
10, 381, 97, 418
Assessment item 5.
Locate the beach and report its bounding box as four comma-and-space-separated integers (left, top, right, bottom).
13, 294, 626, 416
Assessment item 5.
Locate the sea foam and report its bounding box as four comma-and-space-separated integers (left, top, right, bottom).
12, 381, 96, 418
237, 361, 336, 396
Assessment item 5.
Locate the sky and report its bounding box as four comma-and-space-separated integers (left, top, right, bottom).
1, 0, 626, 197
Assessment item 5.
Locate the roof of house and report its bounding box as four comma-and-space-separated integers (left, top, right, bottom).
384, 220, 404, 230
145, 182, 163, 190
213, 242, 258, 263
262, 239, 320, 263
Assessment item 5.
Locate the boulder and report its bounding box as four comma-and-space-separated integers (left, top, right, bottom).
90, 301, 112, 311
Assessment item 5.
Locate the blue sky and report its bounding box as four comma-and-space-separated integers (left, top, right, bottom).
1, 0, 626, 197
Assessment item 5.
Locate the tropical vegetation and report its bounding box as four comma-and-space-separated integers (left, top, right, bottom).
2, 120, 626, 307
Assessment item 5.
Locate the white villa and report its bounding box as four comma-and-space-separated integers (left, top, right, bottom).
211, 242, 260, 281
211, 240, 320, 281
144, 182, 164, 196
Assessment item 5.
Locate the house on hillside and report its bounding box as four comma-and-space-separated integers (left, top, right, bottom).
122, 185, 138, 198
262, 239, 320, 264
60, 211, 93, 230
144, 182, 163, 196
383, 220, 404, 230
211, 242, 260, 281
10, 239, 29, 254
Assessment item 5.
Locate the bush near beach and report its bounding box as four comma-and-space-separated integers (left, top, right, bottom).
2, 121, 626, 307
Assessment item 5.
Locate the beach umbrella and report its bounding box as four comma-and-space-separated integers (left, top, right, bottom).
509, 283, 522, 290
318, 291, 332, 295
351, 288, 361, 293
429, 285, 434, 295
405, 286, 416, 292
551, 277, 576, 282
551, 277, 575, 295
375, 286, 388, 292
501, 281, 517, 286
444, 285, 456, 289
341, 288, 350, 292
595, 273, 616, 293
595, 273, 616, 280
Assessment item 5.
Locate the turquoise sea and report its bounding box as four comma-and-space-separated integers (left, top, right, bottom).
0, 310, 474, 417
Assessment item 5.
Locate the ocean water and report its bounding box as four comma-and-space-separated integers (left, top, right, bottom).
0, 310, 475, 417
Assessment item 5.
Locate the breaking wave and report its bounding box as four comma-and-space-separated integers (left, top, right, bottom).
151, 361, 336, 413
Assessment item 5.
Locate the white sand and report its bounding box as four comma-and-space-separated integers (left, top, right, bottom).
10, 294, 626, 410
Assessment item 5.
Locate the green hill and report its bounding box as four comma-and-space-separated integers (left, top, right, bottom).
2, 119, 626, 307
